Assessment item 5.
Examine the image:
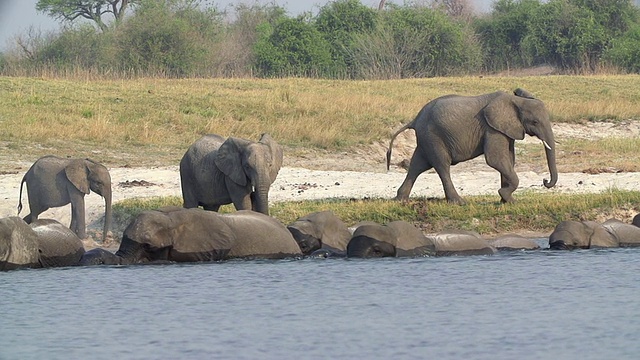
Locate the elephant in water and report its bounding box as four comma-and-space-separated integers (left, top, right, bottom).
548, 219, 640, 250
180, 133, 283, 215
115, 207, 301, 264
488, 233, 541, 251
18, 155, 112, 242
347, 222, 496, 258
386, 88, 557, 204
1, 217, 86, 271
287, 211, 351, 256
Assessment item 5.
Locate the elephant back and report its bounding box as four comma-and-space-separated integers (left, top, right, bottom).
386, 221, 436, 257
0, 217, 40, 271
225, 211, 302, 259
489, 234, 541, 251
602, 219, 640, 247
30, 219, 86, 267
428, 230, 496, 256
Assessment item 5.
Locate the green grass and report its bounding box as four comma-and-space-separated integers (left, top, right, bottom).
110, 190, 640, 236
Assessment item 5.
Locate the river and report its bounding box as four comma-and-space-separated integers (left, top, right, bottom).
1, 245, 639, 360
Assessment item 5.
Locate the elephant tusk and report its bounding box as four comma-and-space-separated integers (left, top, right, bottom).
543, 140, 552, 150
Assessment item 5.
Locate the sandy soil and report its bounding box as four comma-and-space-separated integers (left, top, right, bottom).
1, 121, 639, 245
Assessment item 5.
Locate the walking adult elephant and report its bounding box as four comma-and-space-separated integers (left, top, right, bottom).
115, 207, 301, 264
18, 155, 112, 242
387, 88, 557, 204
180, 133, 283, 215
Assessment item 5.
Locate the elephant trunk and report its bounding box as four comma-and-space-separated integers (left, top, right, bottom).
254, 184, 270, 215
103, 189, 112, 243
542, 131, 558, 188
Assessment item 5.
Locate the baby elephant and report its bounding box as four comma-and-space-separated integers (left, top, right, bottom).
18, 155, 112, 242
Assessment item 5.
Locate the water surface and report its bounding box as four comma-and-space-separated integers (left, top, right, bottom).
1, 248, 639, 359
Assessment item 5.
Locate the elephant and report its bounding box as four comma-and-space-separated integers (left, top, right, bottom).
548, 219, 640, 250
347, 221, 437, 258
18, 155, 113, 242
386, 88, 557, 204
79, 248, 122, 266
180, 133, 283, 215
115, 207, 301, 264
287, 211, 351, 256
428, 230, 497, 256
0, 217, 40, 271
632, 214, 640, 228
488, 233, 541, 251
29, 219, 85, 268
1, 217, 87, 271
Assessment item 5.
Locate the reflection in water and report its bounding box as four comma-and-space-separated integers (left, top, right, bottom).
1, 249, 640, 359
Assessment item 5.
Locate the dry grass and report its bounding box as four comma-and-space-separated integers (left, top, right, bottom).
1, 75, 640, 168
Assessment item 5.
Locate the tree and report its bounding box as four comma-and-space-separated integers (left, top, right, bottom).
36, 0, 137, 32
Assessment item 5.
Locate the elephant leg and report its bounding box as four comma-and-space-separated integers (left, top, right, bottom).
396, 151, 431, 201
486, 139, 518, 203
203, 204, 221, 211
69, 192, 87, 239
429, 146, 464, 204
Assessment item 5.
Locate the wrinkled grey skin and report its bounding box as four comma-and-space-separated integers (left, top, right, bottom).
428, 230, 497, 256
347, 221, 436, 258
79, 248, 122, 266
601, 219, 640, 247
387, 88, 557, 204
18, 155, 112, 242
548, 220, 619, 250
180, 133, 283, 215
489, 233, 541, 251
30, 219, 85, 268
116, 207, 301, 264
0, 217, 40, 271
287, 211, 351, 256
1, 217, 87, 271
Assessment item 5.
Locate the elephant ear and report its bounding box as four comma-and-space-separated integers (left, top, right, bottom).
215, 137, 250, 186
64, 159, 90, 194
483, 94, 525, 141
259, 133, 284, 183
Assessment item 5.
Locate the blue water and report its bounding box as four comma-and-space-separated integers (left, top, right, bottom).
1, 247, 640, 360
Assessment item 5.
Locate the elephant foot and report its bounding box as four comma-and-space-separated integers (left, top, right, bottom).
446, 196, 466, 205
499, 189, 516, 203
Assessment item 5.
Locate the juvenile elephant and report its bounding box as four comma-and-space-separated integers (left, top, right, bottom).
180, 133, 283, 215
428, 230, 496, 256
115, 207, 301, 264
1, 217, 86, 271
18, 155, 112, 242
387, 88, 557, 204
287, 211, 351, 256
488, 233, 541, 251
548, 219, 640, 250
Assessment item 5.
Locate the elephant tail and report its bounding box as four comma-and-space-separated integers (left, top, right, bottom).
17, 175, 26, 215
386, 120, 415, 171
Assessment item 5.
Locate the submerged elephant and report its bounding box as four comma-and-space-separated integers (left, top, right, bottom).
489, 234, 541, 251
18, 155, 112, 241
347, 221, 436, 258
29, 219, 85, 268
116, 207, 301, 264
428, 230, 497, 256
180, 133, 283, 215
548, 219, 640, 250
287, 211, 351, 256
79, 248, 122, 266
1, 217, 86, 271
387, 88, 557, 204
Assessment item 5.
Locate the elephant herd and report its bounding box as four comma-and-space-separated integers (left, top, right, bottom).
3, 208, 640, 271
3, 87, 637, 271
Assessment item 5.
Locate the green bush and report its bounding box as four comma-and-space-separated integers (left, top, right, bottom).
604, 24, 640, 72
253, 17, 333, 77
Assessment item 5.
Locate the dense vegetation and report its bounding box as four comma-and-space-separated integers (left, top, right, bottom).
2, 0, 640, 78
